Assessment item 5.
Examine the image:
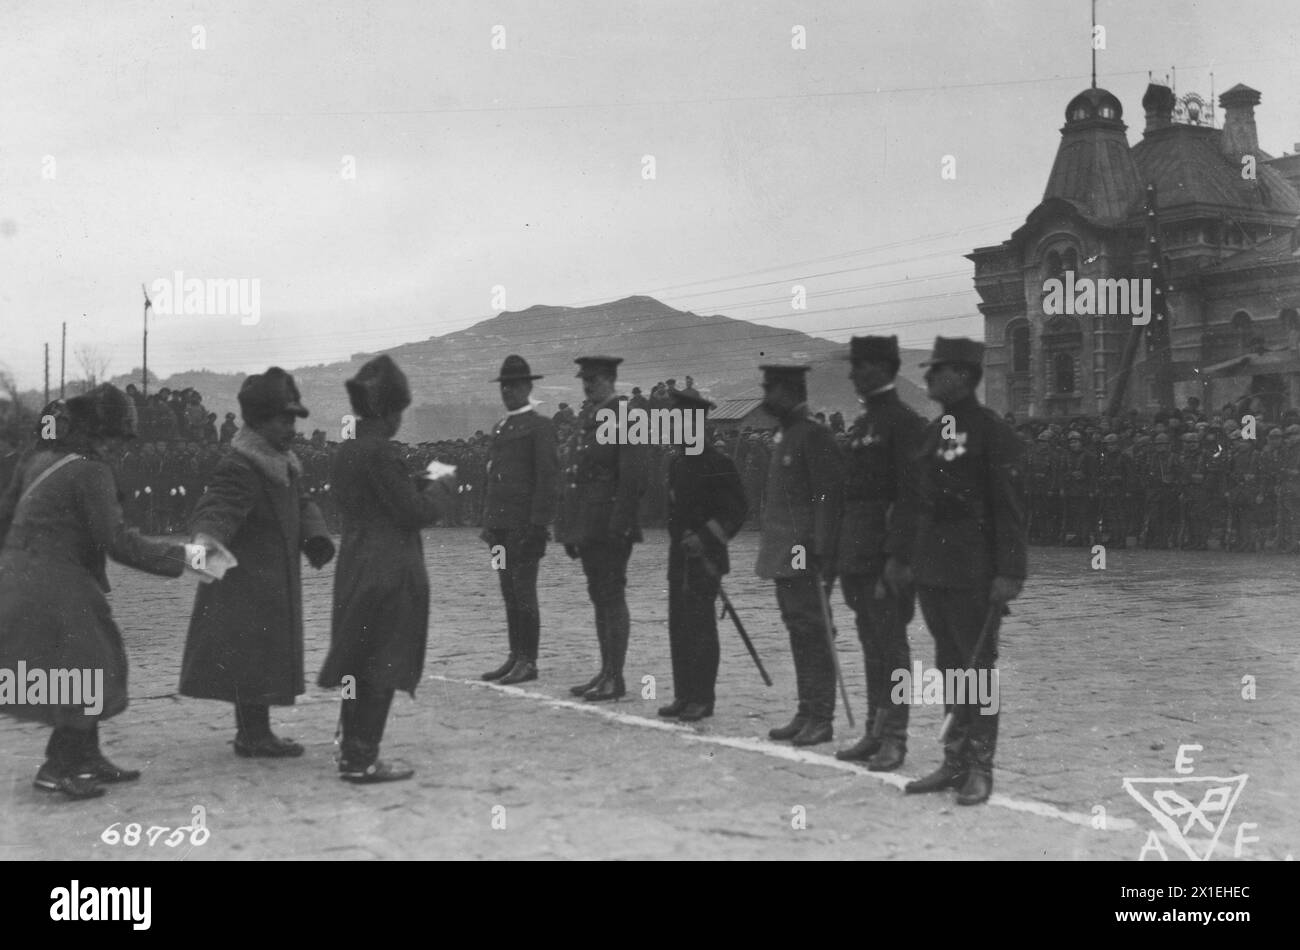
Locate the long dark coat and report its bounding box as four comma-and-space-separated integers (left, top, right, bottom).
318, 420, 453, 694
179, 446, 330, 705
0, 449, 184, 724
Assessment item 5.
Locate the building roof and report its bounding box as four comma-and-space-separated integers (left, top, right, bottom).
1131, 125, 1300, 219
710, 397, 766, 421
1042, 127, 1142, 225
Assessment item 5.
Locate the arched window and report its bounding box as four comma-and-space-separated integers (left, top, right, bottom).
1061, 248, 1079, 273
1045, 250, 1063, 279
1053, 353, 1075, 394
1010, 324, 1030, 373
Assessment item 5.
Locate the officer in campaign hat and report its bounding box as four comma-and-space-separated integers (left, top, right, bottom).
479, 355, 558, 686
754, 364, 844, 746
904, 338, 1026, 805
559, 356, 647, 701
833, 336, 924, 770
659, 388, 747, 721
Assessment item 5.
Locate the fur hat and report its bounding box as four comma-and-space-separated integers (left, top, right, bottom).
238, 367, 309, 423
345, 355, 411, 418
64, 384, 139, 439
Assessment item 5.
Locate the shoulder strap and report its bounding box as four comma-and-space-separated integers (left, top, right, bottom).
17, 453, 84, 509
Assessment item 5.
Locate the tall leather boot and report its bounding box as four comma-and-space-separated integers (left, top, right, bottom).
584, 599, 628, 702
571, 605, 609, 696
957, 712, 997, 805
904, 707, 968, 794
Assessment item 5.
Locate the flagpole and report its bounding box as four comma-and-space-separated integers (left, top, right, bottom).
142, 283, 152, 397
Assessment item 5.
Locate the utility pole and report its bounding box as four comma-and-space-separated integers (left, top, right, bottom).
60, 321, 66, 398
44, 343, 50, 405
1144, 184, 1176, 411
142, 283, 152, 397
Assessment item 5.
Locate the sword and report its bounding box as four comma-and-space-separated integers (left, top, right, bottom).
697, 555, 772, 686
939, 602, 1008, 743
815, 575, 855, 729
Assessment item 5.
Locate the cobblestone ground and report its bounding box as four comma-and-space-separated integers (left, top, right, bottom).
1, 529, 1294, 860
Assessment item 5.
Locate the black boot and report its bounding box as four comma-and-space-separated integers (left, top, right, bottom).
658, 699, 688, 717
904, 758, 967, 794
791, 719, 833, 747
571, 608, 609, 696
339, 685, 411, 783
84, 722, 141, 783
234, 703, 302, 758
677, 701, 714, 722
867, 738, 906, 772
585, 600, 628, 702
482, 655, 517, 681
957, 732, 995, 805
499, 658, 538, 685
769, 714, 808, 741
835, 733, 881, 762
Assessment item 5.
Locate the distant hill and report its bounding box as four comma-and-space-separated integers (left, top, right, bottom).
32, 296, 939, 441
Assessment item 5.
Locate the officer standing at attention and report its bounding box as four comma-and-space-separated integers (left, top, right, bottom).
754, 365, 844, 747
904, 338, 1026, 806
562, 356, 648, 702
834, 336, 923, 771
480, 355, 558, 685
659, 389, 747, 722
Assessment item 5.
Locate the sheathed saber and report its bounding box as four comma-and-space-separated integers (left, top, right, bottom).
815, 578, 855, 729
938, 602, 1008, 742
698, 556, 772, 686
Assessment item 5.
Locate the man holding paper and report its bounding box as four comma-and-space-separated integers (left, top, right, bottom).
318, 355, 456, 783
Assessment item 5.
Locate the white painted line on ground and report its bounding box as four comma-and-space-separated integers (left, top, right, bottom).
429, 674, 1140, 835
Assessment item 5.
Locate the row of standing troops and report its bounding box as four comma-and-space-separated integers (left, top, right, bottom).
1029, 426, 1300, 552
482, 336, 1025, 806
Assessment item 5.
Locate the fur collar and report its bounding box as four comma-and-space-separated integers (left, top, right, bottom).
231, 425, 302, 487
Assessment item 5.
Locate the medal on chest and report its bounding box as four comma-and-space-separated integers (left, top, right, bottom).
936, 431, 967, 462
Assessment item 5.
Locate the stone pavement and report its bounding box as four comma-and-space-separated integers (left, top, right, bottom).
1, 528, 1295, 860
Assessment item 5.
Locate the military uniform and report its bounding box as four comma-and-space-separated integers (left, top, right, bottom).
1142, 435, 1182, 549
662, 392, 747, 719
1027, 432, 1061, 544
1227, 439, 1264, 552
480, 356, 558, 685
1059, 434, 1096, 545
907, 338, 1026, 806
560, 357, 648, 702
1096, 435, 1130, 547
834, 336, 924, 769
755, 365, 844, 746
1179, 435, 1215, 550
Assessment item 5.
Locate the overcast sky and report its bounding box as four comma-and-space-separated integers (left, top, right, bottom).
3, 0, 1298, 390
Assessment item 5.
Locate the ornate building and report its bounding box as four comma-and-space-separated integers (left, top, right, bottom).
969, 81, 1300, 419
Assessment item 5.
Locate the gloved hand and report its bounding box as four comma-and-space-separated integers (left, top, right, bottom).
876, 556, 913, 598
989, 575, 1023, 605
304, 535, 335, 569
564, 543, 580, 560
680, 530, 705, 558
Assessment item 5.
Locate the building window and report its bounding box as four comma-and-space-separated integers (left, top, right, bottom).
1053, 353, 1075, 394
1062, 247, 1078, 273
1232, 311, 1253, 351
1010, 324, 1030, 373
1045, 250, 1063, 279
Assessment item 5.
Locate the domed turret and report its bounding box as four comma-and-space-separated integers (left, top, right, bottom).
1064, 87, 1124, 126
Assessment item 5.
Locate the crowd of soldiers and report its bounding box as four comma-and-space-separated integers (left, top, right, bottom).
36, 385, 1295, 558
1019, 410, 1300, 552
